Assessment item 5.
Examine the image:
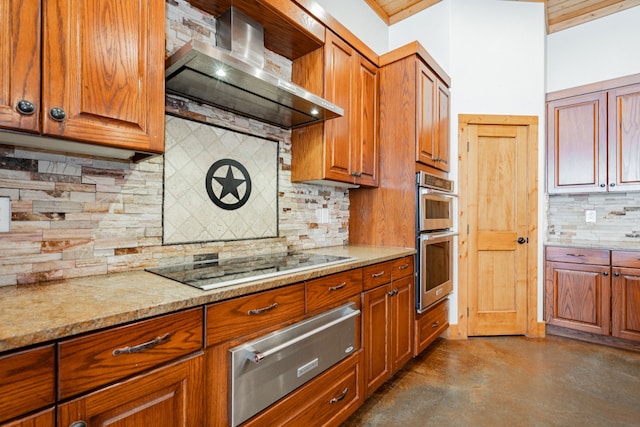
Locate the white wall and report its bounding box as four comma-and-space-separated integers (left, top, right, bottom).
546, 6, 640, 92
310, 0, 389, 54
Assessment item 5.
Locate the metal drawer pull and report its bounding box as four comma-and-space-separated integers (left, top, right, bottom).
432, 321, 441, 328
112, 333, 171, 356
330, 387, 349, 404
566, 253, 585, 257
246, 309, 361, 364
69, 422, 87, 427
371, 271, 385, 278
329, 282, 347, 291
398, 264, 409, 270
247, 302, 279, 315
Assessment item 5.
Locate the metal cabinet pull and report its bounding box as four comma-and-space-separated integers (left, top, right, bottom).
69, 422, 87, 427
329, 282, 347, 291
432, 321, 441, 329
16, 100, 36, 115
398, 264, 409, 270
49, 107, 66, 121
330, 387, 349, 404
603, 272, 609, 276
112, 333, 171, 356
371, 271, 385, 278
614, 272, 620, 277
247, 302, 278, 316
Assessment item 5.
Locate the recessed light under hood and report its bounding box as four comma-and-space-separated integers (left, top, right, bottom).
165, 8, 343, 130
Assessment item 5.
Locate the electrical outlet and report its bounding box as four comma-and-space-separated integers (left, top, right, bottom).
0, 197, 10, 232
585, 209, 597, 224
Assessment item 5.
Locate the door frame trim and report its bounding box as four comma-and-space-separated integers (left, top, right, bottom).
454, 114, 542, 339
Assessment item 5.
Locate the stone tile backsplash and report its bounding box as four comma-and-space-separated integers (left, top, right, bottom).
0, 0, 350, 287
547, 193, 640, 246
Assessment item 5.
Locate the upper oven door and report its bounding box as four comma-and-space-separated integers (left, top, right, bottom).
418, 189, 454, 232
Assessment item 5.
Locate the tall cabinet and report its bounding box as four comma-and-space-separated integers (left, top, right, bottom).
291, 30, 379, 187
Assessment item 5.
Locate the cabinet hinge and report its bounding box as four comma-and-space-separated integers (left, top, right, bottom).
467, 224, 470, 234
467, 307, 469, 317
467, 141, 470, 152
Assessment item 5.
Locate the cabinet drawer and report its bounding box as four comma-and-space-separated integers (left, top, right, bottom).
414, 299, 448, 356
306, 269, 362, 312
58, 307, 203, 399
0, 345, 55, 423
206, 284, 305, 346
612, 251, 640, 268
545, 246, 609, 265
392, 256, 414, 280
363, 262, 392, 290
242, 350, 363, 427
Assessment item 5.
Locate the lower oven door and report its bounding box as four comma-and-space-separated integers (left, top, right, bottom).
228, 303, 360, 426
417, 231, 455, 313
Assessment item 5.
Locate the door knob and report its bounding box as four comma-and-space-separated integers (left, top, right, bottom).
517, 237, 528, 244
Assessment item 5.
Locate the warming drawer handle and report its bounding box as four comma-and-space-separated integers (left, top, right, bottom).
247, 303, 279, 316
112, 333, 172, 356
246, 309, 361, 364
371, 271, 385, 278
330, 387, 349, 404
329, 282, 347, 291
398, 264, 410, 270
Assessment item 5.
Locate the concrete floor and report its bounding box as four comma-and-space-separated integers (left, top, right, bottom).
343, 336, 640, 427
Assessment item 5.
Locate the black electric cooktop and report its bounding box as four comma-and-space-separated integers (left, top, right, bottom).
146, 252, 356, 291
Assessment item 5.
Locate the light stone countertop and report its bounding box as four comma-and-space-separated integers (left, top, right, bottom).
545, 240, 640, 251
0, 245, 415, 353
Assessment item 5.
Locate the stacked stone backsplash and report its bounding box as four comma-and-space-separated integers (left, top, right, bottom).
547, 193, 640, 246
0, 0, 350, 287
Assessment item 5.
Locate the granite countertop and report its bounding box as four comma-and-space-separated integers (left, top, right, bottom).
545, 240, 640, 251
0, 245, 414, 353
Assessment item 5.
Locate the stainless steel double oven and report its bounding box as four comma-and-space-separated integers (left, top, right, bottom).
416, 171, 456, 313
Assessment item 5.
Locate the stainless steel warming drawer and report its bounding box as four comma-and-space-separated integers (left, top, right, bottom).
229, 302, 360, 426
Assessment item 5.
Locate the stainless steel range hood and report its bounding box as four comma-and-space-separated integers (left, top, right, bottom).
165, 8, 343, 130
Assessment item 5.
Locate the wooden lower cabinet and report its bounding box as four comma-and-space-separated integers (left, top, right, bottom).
242, 351, 364, 427
362, 274, 413, 397
58, 353, 204, 427
612, 251, 640, 343
414, 298, 449, 356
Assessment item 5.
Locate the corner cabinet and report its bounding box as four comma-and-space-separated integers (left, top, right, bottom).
0, 0, 165, 156
291, 30, 379, 187
547, 78, 640, 194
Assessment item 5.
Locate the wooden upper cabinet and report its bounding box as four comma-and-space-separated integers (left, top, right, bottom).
547, 92, 608, 193
0, 0, 41, 133
416, 61, 450, 172
608, 83, 640, 192
291, 30, 379, 187
41, 0, 164, 154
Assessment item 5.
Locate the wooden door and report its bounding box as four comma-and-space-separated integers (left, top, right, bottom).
608, 84, 640, 192
416, 61, 437, 168
390, 275, 413, 371
546, 262, 611, 335
42, 0, 164, 153
0, 0, 40, 132
362, 284, 391, 397
353, 55, 378, 187
547, 92, 608, 193
460, 116, 538, 337
58, 354, 204, 427
612, 267, 640, 342
324, 31, 354, 183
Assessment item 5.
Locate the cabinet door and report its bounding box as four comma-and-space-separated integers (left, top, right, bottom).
416, 61, 437, 168
0, 0, 40, 132
58, 354, 204, 427
362, 283, 391, 396
323, 31, 354, 183
42, 0, 164, 153
390, 275, 413, 371
435, 80, 450, 172
546, 92, 608, 193
353, 55, 378, 187
608, 84, 640, 192
545, 261, 610, 335
612, 268, 640, 342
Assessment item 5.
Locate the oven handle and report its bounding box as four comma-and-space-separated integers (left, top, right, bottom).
420, 231, 457, 241
245, 308, 361, 364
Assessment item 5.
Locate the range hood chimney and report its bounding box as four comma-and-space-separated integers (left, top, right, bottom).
165, 8, 343, 130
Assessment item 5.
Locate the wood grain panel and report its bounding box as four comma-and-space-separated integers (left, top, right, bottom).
363, 261, 392, 290
545, 246, 610, 265
0, 345, 54, 423
414, 298, 448, 355
612, 267, 640, 342
362, 284, 391, 396
608, 83, 640, 191
305, 269, 363, 313
612, 250, 640, 268
58, 308, 203, 399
